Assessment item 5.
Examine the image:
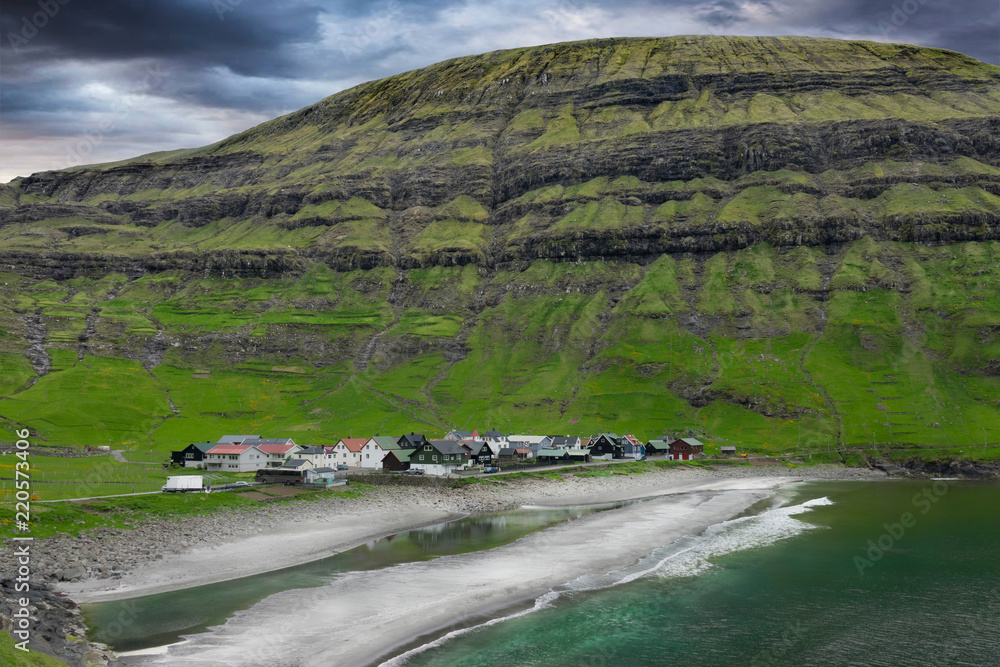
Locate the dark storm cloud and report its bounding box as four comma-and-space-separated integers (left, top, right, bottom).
781, 0, 999, 64
1, 0, 324, 77
1, 0, 997, 181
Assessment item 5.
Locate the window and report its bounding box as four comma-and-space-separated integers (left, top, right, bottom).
419, 455, 424, 461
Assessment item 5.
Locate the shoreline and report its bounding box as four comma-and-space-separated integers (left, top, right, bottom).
139, 480, 798, 666
1, 463, 886, 665
59, 464, 881, 603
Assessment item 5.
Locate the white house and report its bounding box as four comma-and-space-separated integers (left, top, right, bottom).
203, 443, 267, 472
297, 445, 336, 466
332, 438, 367, 468
280, 458, 314, 471
550, 436, 581, 449
360, 436, 399, 469
481, 430, 508, 449
254, 441, 301, 467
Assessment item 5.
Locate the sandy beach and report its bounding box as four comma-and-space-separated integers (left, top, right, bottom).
45, 464, 885, 666
133, 478, 795, 666
59, 467, 830, 602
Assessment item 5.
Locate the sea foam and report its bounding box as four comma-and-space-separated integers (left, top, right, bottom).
380, 495, 834, 666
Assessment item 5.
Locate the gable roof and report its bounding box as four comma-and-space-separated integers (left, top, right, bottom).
426, 439, 469, 456
383, 448, 416, 462
186, 442, 217, 453
550, 436, 580, 448
460, 440, 488, 455
482, 429, 506, 438
497, 447, 517, 456
256, 443, 298, 454
337, 438, 367, 452
255, 438, 296, 446
446, 429, 472, 439
217, 434, 261, 444
622, 434, 641, 447
507, 435, 550, 445
207, 444, 255, 455
538, 448, 567, 457
398, 433, 426, 447
282, 458, 310, 467
297, 445, 327, 455
367, 436, 399, 449
671, 437, 705, 448
311, 467, 337, 474
646, 439, 670, 450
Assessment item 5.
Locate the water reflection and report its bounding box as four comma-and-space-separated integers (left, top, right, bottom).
84, 506, 604, 652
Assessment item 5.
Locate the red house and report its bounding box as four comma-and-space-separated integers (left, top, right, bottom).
668, 438, 705, 461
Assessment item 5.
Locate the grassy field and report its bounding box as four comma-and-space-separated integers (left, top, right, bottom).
0, 482, 370, 541
0, 634, 66, 667
1, 241, 999, 465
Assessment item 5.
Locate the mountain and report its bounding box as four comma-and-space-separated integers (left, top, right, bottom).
1, 35, 999, 458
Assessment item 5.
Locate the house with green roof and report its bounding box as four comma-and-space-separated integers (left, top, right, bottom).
361, 436, 400, 469
645, 439, 671, 457
589, 433, 623, 460
382, 448, 415, 472
668, 438, 705, 461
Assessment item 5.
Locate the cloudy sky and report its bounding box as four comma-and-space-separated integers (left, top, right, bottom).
1, 0, 997, 182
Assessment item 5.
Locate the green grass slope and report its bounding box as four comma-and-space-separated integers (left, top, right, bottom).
0, 37, 998, 466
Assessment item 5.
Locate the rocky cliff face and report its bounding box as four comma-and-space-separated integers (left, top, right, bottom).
0, 36, 998, 452
2, 36, 999, 275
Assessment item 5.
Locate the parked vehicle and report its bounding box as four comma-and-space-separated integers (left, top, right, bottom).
161, 475, 205, 493
229, 481, 252, 488
336, 464, 350, 470
402, 469, 425, 475
483, 466, 501, 474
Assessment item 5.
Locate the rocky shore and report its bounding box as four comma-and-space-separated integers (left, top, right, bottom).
2, 463, 885, 666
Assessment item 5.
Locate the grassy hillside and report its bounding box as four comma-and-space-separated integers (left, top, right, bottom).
0, 240, 997, 464
0, 36, 998, 465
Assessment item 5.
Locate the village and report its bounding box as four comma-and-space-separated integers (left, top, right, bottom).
166, 431, 730, 487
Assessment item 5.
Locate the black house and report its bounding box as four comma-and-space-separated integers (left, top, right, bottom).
170, 442, 214, 467
398, 432, 429, 449
461, 440, 494, 465
588, 433, 623, 459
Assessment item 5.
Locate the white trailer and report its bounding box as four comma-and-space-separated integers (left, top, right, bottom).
161, 475, 206, 493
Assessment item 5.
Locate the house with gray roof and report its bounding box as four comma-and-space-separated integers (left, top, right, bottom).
409, 439, 470, 475
217, 434, 261, 445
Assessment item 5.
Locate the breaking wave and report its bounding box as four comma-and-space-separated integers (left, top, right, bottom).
380, 495, 833, 666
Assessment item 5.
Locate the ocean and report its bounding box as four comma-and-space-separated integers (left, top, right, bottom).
394, 480, 1000, 667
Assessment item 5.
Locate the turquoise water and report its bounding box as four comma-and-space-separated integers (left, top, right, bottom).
395, 481, 1000, 666
82, 506, 605, 652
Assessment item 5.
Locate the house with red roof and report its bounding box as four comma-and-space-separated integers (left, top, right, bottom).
332, 437, 368, 468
